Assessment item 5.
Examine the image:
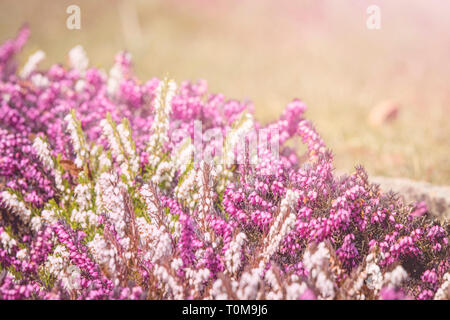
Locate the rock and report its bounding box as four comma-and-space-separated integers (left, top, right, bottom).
368, 100, 400, 126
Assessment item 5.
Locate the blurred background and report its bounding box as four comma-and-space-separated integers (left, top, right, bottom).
0, 0, 449, 184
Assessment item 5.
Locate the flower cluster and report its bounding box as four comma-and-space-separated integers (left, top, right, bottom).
0, 27, 448, 300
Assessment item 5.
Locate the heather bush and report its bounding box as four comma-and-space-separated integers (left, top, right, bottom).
0, 27, 448, 300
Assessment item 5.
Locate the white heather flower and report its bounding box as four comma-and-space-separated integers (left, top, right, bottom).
74, 79, 86, 92
32, 137, 52, 169
69, 45, 89, 73
173, 140, 197, 208
303, 242, 330, 277
87, 234, 118, 276
147, 79, 177, 183
16, 248, 28, 260
136, 217, 173, 263
107, 65, 121, 96
264, 268, 283, 299
30, 216, 42, 232
434, 273, 449, 300
44, 245, 81, 290
0, 191, 32, 224
302, 242, 335, 299
100, 119, 121, 157
185, 267, 210, 294
316, 272, 335, 299
193, 161, 217, 235
0, 229, 17, 254
90, 144, 112, 172
31, 73, 49, 88
235, 269, 262, 300
384, 265, 408, 288
41, 207, 59, 225
74, 183, 91, 211
106, 52, 131, 96
355, 251, 385, 296
100, 117, 139, 182
64, 111, 87, 168
33, 137, 65, 193
170, 258, 183, 272
173, 138, 194, 174
95, 173, 127, 242
286, 282, 308, 300
153, 264, 183, 299
175, 168, 197, 209
215, 111, 254, 191
348, 269, 367, 298
258, 189, 299, 273
210, 278, 229, 300
366, 262, 383, 293
194, 249, 205, 261
152, 78, 177, 115
94, 173, 133, 260
141, 184, 182, 237
139, 184, 160, 219
151, 160, 174, 185
223, 111, 254, 167
71, 209, 97, 229
224, 232, 247, 275
117, 122, 139, 176
20, 50, 46, 78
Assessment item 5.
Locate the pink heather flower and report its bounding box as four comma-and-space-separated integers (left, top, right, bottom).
300, 288, 316, 300
380, 287, 407, 300
0, 27, 448, 300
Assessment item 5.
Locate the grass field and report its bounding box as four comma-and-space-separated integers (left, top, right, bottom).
1, 0, 449, 184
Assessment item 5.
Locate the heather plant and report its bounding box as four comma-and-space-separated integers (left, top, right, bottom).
0, 27, 448, 300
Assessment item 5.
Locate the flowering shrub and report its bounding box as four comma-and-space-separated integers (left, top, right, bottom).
0, 26, 448, 300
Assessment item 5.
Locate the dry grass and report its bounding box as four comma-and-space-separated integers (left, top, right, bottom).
0, 0, 449, 184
